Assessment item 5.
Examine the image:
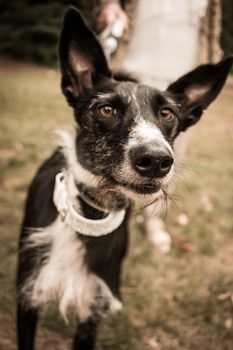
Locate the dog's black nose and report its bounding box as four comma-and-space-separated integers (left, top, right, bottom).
130, 147, 174, 178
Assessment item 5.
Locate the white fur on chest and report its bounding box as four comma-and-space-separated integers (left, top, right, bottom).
21, 218, 122, 322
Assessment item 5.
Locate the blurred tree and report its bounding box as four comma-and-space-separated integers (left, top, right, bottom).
200, 0, 222, 63
221, 0, 233, 56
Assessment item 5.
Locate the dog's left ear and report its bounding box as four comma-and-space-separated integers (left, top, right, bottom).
167, 56, 233, 132
59, 7, 111, 106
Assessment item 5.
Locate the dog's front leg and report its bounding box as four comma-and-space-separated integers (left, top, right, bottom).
17, 301, 38, 350
72, 318, 99, 350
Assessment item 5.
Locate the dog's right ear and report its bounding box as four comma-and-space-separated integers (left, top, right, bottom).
59, 7, 111, 106
167, 56, 233, 132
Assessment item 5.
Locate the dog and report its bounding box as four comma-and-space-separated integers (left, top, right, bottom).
17, 7, 232, 350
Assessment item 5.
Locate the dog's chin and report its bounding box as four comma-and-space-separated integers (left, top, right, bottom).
117, 185, 166, 215
125, 183, 161, 195
116, 182, 164, 205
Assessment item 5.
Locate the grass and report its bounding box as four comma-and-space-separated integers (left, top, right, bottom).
0, 57, 232, 350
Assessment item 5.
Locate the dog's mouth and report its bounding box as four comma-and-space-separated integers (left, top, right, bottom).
128, 183, 160, 194
119, 181, 161, 195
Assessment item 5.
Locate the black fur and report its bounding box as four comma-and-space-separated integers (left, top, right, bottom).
17, 7, 232, 350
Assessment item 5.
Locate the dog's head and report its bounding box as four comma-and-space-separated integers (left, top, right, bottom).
59, 7, 232, 205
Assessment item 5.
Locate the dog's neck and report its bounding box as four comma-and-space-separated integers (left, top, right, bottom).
76, 182, 129, 219
53, 170, 127, 237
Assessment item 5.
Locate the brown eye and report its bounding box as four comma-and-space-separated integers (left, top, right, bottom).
159, 108, 175, 122
99, 105, 116, 118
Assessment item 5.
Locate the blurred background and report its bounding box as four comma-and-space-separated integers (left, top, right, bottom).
0, 1, 232, 349
0, 0, 232, 66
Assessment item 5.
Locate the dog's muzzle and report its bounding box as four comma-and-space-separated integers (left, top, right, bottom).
130, 145, 174, 178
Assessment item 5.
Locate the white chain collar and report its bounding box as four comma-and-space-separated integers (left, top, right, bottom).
53, 171, 126, 237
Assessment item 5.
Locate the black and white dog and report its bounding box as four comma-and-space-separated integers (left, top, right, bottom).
17, 7, 232, 350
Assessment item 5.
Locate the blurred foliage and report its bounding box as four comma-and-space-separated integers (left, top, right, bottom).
0, 0, 232, 66
0, 0, 93, 66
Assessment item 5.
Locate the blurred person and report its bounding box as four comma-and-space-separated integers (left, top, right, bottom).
93, 0, 222, 253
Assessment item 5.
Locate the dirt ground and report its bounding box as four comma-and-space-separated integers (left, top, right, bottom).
0, 58, 232, 350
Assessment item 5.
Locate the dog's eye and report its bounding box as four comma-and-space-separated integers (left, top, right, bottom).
99, 105, 116, 118
159, 108, 175, 122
